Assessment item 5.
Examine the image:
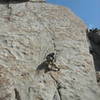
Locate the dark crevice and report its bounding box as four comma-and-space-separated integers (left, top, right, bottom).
86, 28, 100, 71
57, 86, 62, 100
86, 28, 100, 84
7, 6, 12, 20
49, 74, 66, 100
0, 0, 29, 4
0, 0, 46, 4
3, 1, 13, 22
14, 88, 21, 100
30, 1, 46, 3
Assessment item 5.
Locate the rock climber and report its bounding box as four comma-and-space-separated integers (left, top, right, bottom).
46, 52, 60, 71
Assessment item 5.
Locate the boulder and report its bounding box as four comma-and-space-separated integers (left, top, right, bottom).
0, 1, 100, 100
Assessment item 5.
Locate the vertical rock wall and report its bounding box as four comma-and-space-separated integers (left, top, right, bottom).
86, 29, 100, 86
0, 1, 100, 100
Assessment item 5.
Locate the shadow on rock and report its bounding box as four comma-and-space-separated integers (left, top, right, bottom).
36, 61, 52, 73
36, 61, 59, 73
86, 28, 100, 71
0, 0, 29, 4
0, 0, 46, 4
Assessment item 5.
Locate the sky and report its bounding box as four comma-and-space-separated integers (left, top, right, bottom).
47, 0, 100, 28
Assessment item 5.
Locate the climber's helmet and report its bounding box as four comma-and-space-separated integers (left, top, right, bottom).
46, 53, 55, 63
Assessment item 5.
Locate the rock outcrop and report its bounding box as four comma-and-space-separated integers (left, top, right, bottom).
86, 28, 100, 86
0, 1, 100, 100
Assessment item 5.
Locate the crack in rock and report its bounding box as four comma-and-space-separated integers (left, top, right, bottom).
49, 74, 63, 100
14, 88, 21, 100
5, 3, 12, 21
32, 11, 57, 56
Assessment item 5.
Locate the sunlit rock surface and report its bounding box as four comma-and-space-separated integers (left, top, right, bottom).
0, 1, 100, 100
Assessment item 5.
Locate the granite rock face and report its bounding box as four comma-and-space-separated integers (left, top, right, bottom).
0, 1, 100, 100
